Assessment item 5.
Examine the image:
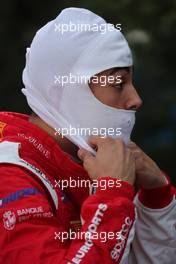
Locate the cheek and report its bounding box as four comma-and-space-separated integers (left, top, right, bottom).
89, 83, 122, 108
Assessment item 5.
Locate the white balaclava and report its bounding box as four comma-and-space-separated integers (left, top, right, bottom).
22, 8, 135, 155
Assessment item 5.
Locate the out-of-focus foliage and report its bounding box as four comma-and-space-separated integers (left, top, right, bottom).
0, 0, 176, 183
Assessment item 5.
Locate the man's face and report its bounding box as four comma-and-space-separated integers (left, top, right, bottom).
89, 67, 142, 111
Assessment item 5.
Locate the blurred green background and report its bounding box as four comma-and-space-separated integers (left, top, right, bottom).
0, 0, 175, 184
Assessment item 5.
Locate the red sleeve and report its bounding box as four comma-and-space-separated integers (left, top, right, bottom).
138, 173, 176, 209
65, 177, 135, 264
0, 166, 135, 264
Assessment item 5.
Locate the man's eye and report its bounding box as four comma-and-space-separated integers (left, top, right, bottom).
113, 82, 124, 90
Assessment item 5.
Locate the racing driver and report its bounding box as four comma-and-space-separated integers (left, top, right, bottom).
0, 7, 175, 264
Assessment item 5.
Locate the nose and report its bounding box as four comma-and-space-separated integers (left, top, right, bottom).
125, 86, 143, 110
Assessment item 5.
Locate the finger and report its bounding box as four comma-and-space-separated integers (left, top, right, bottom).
128, 141, 143, 153
127, 147, 141, 159
128, 143, 143, 155
77, 148, 94, 161
88, 135, 105, 148
133, 151, 141, 160
128, 141, 137, 148
114, 138, 125, 148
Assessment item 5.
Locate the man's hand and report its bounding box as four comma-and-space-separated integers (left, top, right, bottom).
128, 141, 168, 189
78, 136, 135, 185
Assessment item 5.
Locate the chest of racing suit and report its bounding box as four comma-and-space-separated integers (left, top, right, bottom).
0, 112, 175, 264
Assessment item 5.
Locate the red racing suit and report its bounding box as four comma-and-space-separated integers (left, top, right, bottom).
0, 112, 175, 264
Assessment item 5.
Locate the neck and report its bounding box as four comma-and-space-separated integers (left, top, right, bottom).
29, 114, 79, 160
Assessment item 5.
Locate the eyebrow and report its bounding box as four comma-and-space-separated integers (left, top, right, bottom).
109, 67, 130, 76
